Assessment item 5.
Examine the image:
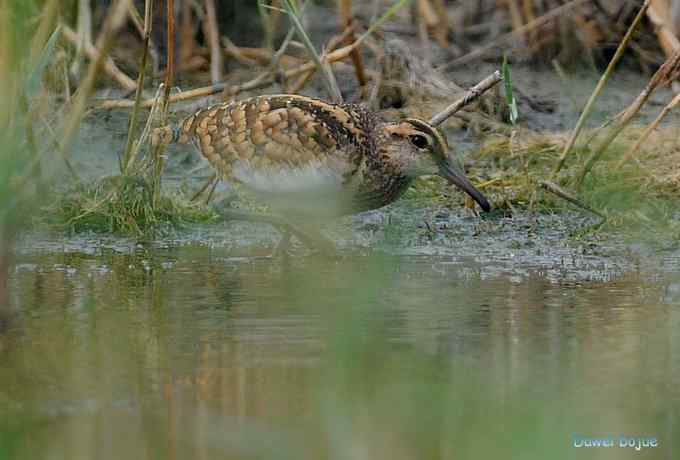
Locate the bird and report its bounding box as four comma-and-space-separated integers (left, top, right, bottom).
153, 94, 490, 250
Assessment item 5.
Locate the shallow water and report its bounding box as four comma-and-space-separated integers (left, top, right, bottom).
3, 62, 680, 458
2, 223, 679, 460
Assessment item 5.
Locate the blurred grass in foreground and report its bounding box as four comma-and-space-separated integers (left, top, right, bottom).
2, 249, 679, 459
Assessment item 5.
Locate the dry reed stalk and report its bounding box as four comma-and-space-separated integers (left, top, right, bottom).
431, 0, 449, 47
267, 23, 297, 71
443, 0, 589, 69
416, 7, 432, 64
507, 0, 526, 44
222, 37, 258, 66
648, 0, 680, 58
258, 0, 274, 51
122, 0, 153, 174
70, 0, 93, 79
127, 2, 145, 38
552, 0, 651, 177
151, 0, 175, 207
282, 0, 343, 102
616, 92, 680, 169
127, 1, 159, 73
60, 0, 132, 168
338, 0, 368, 89
578, 49, 680, 184
180, 0, 196, 69
268, 0, 283, 40
100, 41, 361, 109
62, 25, 137, 91
29, 0, 59, 63
429, 71, 503, 127
539, 180, 605, 219
204, 0, 223, 84
288, 69, 316, 93
522, 0, 536, 52
222, 43, 302, 67
417, 0, 438, 28
287, 28, 351, 94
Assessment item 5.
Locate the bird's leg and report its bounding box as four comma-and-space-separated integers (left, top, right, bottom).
273, 226, 292, 257
221, 210, 336, 255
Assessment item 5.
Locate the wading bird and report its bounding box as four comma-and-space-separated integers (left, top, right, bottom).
153, 94, 490, 252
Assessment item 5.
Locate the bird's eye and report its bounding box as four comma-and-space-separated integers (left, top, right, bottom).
409, 134, 429, 149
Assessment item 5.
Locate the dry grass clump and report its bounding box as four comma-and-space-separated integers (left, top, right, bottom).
467, 125, 680, 233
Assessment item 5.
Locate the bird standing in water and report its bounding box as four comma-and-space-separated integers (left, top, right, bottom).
153, 94, 490, 250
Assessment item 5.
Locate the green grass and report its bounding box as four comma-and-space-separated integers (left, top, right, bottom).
47, 177, 219, 235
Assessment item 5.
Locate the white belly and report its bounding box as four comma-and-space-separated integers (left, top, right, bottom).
231, 160, 358, 218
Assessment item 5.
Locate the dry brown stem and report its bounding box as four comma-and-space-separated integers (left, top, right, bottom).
579, 49, 680, 184
429, 71, 503, 127
553, 0, 651, 176
616, 92, 680, 168
204, 0, 223, 84
648, 0, 680, 58
62, 24, 137, 91
222, 44, 302, 67
539, 180, 605, 219
444, 0, 589, 69
431, 0, 449, 47
180, 0, 196, 68
99, 41, 359, 109
61, 0, 132, 165
338, 0, 367, 89
122, 0, 153, 174
151, 0, 175, 206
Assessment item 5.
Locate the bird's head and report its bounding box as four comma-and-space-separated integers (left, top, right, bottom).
381, 118, 490, 212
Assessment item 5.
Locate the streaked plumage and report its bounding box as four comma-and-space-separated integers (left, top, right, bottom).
155, 94, 490, 218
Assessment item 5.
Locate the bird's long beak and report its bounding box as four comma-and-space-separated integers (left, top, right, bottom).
439, 160, 491, 212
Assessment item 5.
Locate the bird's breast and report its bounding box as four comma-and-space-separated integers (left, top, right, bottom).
229, 159, 361, 218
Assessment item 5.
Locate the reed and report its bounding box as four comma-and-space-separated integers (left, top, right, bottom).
121, 0, 153, 174
552, 0, 651, 177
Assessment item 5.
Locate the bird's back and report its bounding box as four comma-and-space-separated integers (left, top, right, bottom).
179, 95, 375, 192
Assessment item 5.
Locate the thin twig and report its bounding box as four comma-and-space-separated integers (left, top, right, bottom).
99, 41, 361, 109
429, 71, 503, 126
289, 28, 352, 94
61, 24, 137, 91
616, 92, 680, 169
539, 180, 606, 219
338, 0, 368, 90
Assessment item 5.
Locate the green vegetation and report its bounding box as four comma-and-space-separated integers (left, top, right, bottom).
49, 177, 218, 235
0, 0, 678, 241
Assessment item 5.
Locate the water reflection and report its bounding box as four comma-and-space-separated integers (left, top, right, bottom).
1, 238, 680, 459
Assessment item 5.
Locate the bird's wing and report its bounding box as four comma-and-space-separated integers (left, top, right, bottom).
178, 95, 372, 194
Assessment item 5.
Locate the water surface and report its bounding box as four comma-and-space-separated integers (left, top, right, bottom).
2, 225, 679, 459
